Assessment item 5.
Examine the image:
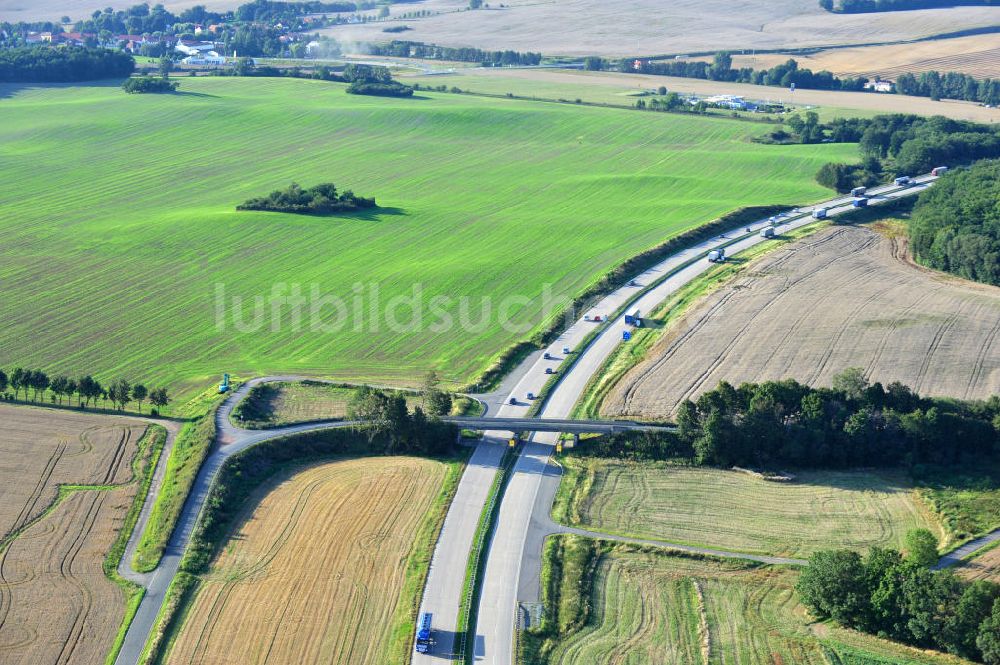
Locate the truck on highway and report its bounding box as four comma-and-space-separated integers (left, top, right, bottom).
812, 207, 829, 220
853, 197, 869, 208
850, 186, 867, 197
707, 248, 726, 263
932, 166, 949, 176
624, 308, 643, 327
415, 613, 433, 654
894, 176, 911, 187
759, 226, 775, 238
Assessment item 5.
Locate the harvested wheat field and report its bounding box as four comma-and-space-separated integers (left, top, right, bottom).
0, 404, 143, 539
165, 456, 448, 665
605, 225, 1000, 419
0, 403, 148, 664
0, 487, 135, 665
956, 546, 1000, 584
724, 34, 1000, 80
326, 0, 1000, 57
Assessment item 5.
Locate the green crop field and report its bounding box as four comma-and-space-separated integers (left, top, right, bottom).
0, 77, 855, 398
525, 539, 972, 665
554, 461, 939, 558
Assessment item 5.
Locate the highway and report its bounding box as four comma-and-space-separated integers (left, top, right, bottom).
113, 178, 937, 665
470, 176, 937, 665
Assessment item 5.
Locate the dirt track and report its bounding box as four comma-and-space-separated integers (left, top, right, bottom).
604, 225, 1000, 419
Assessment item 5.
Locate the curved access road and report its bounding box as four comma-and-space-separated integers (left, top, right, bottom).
114, 377, 361, 665
471, 175, 940, 665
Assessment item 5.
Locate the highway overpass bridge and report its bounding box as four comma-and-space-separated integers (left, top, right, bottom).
440, 416, 674, 434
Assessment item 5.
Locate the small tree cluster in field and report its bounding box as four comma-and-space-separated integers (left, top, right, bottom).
798, 530, 1000, 663
0, 367, 169, 414
347, 384, 453, 455
237, 182, 376, 215
122, 74, 178, 94
342, 63, 413, 97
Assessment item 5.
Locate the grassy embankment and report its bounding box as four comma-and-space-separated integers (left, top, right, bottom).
0, 76, 855, 400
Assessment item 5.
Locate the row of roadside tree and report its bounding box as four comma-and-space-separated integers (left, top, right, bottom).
0, 367, 169, 413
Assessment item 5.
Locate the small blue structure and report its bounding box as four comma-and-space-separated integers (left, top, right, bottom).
623, 330, 632, 341
218, 373, 231, 394
415, 612, 433, 653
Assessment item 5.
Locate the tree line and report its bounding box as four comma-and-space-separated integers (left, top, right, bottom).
0, 367, 169, 413
612, 52, 869, 92
581, 369, 1000, 469
798, 538, 1000, 663
897, 70, 1000, 106
0, 46, 134, 82
909, 159, 1000, 286
820, 0, 1000, 13
588, 51, 1000, 106
238, 181, 377, 214
365, 40, 542, 66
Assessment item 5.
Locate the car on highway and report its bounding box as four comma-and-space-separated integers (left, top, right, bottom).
562, 346, 571, 354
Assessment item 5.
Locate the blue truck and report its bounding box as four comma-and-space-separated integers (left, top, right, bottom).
624, 308, 643, 327
415, 612, 433, 654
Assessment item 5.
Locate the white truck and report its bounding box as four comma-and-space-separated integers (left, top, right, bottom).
812, 207, 829, 220
707, 248, 726, 263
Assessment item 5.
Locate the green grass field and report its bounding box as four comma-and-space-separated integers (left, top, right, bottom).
554, 461, 940, 558
524, 538, 972, 665
0, 77, 855, 398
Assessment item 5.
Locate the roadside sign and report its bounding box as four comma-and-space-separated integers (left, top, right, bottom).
623, 331, 632, 341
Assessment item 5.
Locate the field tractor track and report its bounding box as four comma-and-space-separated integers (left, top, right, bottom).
55, 491, 107, 665
964, 312, 1000, 399
862, 286, 941, 379
913, 308, 964, 395
7, 441, 66, 541
184, 476, 321, 665
804, 277, 897, 387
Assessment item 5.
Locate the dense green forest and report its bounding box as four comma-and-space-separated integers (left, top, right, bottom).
0, 46, 134, 82
582, 371, 1000, 469
799, 545, 1000, 663
909, 159, 1000, 285
806, 114, 1000, 190
821, 0, 1000, 13
237, 182, 376, 215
